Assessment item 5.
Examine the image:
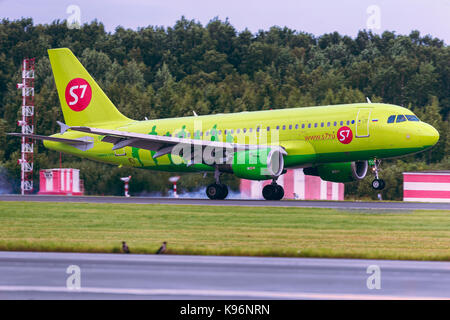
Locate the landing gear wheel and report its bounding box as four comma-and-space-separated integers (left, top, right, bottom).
262, 184, 275, 200
262, 184, 284, 200
274, 185, 284, 200
206, 183, 228, 200
219, 184, 228, 199
371, 179, 385, 190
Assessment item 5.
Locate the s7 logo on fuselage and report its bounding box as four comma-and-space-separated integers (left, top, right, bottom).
337, 126, 353, 144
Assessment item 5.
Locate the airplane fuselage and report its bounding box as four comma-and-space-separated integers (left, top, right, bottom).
44, 102, 439, 173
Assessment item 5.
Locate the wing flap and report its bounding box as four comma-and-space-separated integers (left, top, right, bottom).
68, 126, 273, 160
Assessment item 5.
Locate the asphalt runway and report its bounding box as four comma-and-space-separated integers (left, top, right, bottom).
0, 194, 449, 210
0, 251, 449, 300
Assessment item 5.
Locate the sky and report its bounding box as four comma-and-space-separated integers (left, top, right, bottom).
1, 0, 449, 43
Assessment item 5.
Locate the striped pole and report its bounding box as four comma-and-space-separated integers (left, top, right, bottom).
120, 176, 131, 197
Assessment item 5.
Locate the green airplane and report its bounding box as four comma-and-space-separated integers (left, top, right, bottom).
9, 48, 440, 200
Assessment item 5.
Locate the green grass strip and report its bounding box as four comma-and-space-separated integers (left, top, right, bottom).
0, 201, 449, 261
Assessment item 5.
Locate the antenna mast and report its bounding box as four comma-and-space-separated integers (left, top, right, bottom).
16, 58, 35, 195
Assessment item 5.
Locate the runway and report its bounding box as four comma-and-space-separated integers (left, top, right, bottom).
0, 251, 449, 299
0, 194, 448, 211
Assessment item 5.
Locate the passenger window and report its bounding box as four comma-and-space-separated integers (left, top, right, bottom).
327, 122, 330, 127
276, 126, 279, 130
302, 124, 305, 129
351, 120, 355, 124
289, 125, 292, 130
267, 126, 270, 131
333, 121, 337, 126
321, 123, 324, 127
387, 115, 395, 123
249, 128, 252, 133
346, 120, 350, 125
243, 128, 247, 133
295, 124, 298, 129
340, 121, 343, 126
396, 115, 406, 123
406, 115, 420, 122
237, 129, 240, 134
314, 123, 318, 128
308, 123, 311, 128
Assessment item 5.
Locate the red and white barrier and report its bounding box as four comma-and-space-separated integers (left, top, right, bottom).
403, 172, 450, 203
240, 169, 344, 200
120, 176, 132, 197
38, 168, 83, 195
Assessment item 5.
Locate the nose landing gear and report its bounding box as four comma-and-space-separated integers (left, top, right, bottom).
262, 179, 284, 201
371, 159, 385, 191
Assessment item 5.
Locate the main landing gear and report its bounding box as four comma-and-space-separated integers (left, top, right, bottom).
262, 180, 284, 201
371, 159, 385, 191
206, 169, 229, 200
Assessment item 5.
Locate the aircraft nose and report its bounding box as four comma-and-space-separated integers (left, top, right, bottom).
421, 124, 440, 147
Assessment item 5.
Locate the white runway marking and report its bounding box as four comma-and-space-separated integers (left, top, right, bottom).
0, 285, 447, 300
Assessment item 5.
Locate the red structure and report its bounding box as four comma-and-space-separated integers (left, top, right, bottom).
240, 169, 345, 200
120, 176, 131, 197
16, 58, 35, 194
38, 168, 84, 196
169, 176, 180, 198
403, 171, 450, 203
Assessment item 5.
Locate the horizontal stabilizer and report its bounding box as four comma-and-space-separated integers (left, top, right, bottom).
8, 133, 94, 151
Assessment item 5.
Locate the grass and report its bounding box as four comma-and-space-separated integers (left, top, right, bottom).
0, 201, 449, 261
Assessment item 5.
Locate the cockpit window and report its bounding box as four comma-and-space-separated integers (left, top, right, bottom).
406, 115, 420, 122
387, 115, 396, 123
396, 115, 406, 123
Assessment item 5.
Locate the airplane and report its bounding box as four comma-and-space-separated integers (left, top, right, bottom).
9, 48, 440, 200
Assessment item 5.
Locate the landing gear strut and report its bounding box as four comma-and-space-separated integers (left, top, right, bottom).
206, 168, 229, 200
262, 179, 284, 201
371, 159, 385, 191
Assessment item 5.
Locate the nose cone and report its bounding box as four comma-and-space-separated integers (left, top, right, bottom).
421, 124, 440, 148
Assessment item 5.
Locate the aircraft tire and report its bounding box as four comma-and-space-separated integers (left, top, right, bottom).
371, 179, 385, 190
274, 185, 284, 200
219, 184, 229, 199
206, 183, 228, 200
262, 184, 275, 200
263, 184, 284, 200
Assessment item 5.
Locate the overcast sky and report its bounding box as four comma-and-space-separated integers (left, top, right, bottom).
1, 0, 449, 43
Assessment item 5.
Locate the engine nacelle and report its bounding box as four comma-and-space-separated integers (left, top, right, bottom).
230, 148, 285, 180
303, 161, 368, 183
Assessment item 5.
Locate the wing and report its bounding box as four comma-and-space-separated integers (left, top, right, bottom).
69, 126, 287, 159
7, 133, 94, 151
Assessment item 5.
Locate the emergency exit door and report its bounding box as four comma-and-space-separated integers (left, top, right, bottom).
356, 108, 372, 138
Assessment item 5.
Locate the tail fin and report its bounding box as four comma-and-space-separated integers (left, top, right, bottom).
48, 48, 131, 127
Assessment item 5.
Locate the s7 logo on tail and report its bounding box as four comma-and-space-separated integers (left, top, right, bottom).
65, 78, 92, 111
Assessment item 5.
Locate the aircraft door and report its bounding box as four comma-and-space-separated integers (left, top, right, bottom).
355, 108, 371, 138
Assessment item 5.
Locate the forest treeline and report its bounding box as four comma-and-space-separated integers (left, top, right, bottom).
0, 17, 448, 199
